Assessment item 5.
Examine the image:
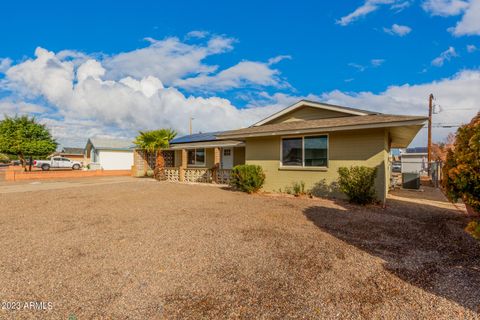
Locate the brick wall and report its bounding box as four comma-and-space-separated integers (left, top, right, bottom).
132, 150, 175, 177
5, 168, 131, 181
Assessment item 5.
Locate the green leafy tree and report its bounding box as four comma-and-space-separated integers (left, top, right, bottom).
0, 115, 57, 171
133, 129, 177, 180
442, 112, 480, 212
0, 153, 9, 163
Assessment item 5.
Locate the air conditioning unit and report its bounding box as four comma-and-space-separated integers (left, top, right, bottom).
402, 172, 420, 190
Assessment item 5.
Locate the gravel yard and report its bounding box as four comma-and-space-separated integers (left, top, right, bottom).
0, 177, 479, 319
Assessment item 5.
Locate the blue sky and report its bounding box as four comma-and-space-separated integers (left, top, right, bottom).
0, 0, 479, 147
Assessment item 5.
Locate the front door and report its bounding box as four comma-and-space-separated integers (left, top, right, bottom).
221, 148, 233, 169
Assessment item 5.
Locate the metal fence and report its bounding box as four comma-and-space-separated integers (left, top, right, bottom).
429, 161, 443, 188
390, 160, 444, 188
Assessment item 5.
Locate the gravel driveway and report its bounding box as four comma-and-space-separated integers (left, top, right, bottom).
0, 177, 479, 319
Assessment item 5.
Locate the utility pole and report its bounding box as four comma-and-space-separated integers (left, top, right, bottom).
428, 93, 434, 169
189, 117, 194, 135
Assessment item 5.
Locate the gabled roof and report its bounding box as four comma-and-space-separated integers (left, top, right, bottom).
61, 147, 84, 155
252, 99, 378, 127
170, 131, 223, 144
86, 138, 134, 151
218, 114, 427, 139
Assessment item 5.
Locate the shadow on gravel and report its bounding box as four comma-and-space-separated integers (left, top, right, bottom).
304, 195, 480, 313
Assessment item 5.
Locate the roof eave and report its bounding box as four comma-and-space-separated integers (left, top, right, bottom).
169, 141, 245, 149
219, 119, 427, 139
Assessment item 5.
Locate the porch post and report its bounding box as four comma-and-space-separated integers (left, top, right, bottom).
213, 147, 221, 183
179, 149, 187, 182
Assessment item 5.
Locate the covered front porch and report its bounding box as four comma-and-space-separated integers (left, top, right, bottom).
165, 139, 245, 184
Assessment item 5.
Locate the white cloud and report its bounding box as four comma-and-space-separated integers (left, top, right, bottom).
5, 47, 74, 104
422, 0, 469, 16
371, 59, 385, 67
348, 59, 385, 72
422, 0, 480, 36
391, 1, 413, 11
103, 35, 235, 84
383, 24, 412, 36
451, 0, 480, 35
337, 0, 400, 26
320, 69, 480, 145
0, 47, 284, 146
467, 44, 478, 52
0, 100, 47, 116
348, 63, 367, 72
244, 91, 322, 110
76, 59, 105, 83
267, 55, 292, 65
431, 46, 458, 66
174, 59, 289, 91
1, 38, 478, 149
0, 58, 12, 73
249, 70, 480, 146
185, 30, 209, 39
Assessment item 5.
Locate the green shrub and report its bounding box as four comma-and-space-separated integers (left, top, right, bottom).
465, 220, 480, 239
442, 113, 480, 212
230, 164, 265, 193
146, 169, 154, 177
291, 181, 306, 196
337, 166, 377, 205
310, 179, 340, 198
0, 153, 9, 164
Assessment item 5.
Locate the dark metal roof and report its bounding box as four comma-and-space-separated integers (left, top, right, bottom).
170, 131, 223, 144
405, 147, 428, 154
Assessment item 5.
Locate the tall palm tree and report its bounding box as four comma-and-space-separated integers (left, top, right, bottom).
133, 129, 177, 180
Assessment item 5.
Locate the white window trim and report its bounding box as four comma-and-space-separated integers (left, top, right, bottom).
187, 148, 206, 167
279, 134, 329, 169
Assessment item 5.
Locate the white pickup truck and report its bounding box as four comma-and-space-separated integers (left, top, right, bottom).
34, 157, 83, 171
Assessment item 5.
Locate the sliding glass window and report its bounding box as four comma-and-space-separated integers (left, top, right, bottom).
187, 148, 205, 166
281, 135, 328, 167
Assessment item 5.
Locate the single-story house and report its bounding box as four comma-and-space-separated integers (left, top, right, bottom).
400, 147, 428, 175
168, 100, 427, 203
85, 138, 134, 170
50, 147, 86, 164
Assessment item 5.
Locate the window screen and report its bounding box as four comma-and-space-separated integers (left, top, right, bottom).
195, 148, 205, 164
282, 138, 302, 166
187, 150, 195, 165
304, 136, 328, 167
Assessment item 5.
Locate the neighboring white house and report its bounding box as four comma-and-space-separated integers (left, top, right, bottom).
400, 147, 428, 175
85, 138, 134, 170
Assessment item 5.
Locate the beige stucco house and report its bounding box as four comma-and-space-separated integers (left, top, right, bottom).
167, 100, 427, 203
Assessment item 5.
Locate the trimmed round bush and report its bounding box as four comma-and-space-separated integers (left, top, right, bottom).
337, 166, 377, 205
230, 164, 265, 193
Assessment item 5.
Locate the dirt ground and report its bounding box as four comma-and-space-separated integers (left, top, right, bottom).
0, 177, 479, 319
